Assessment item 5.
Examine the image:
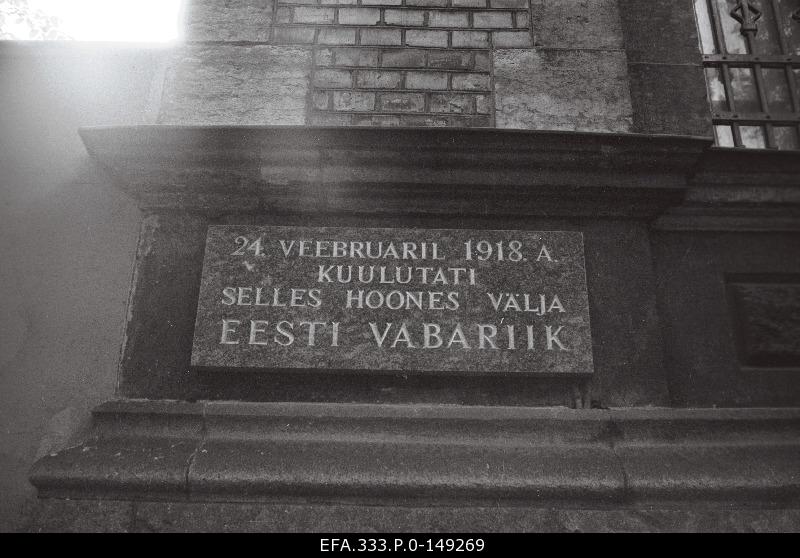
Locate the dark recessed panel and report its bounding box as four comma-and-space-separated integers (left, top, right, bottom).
728, 280, 800, 368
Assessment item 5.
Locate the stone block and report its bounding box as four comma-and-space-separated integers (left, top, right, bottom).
313, 91, 330, 110
159, 45, 310, 125
618, 0, 702, 64
339, 8, 382, 26
384, 9, 425, 26
378, 92, 425, 112
493, 48, 633, 132
489, 0, 526, 7
430, 93, 475, 114
405, 71, 449, 90
333, 91, 376, 111
406, 30, 449, 47
531, 0, 624, 49
474, 52, 491, 71
293, 6, 336, 24
30, 436, 198, 496
405, 0, 446, 5
618, 445, 800, 501
429, 11, 470, 28
381, 49, 427, 68
275, 7, 292, 24
361, 29, 403, 46
626, 63, 712, 137
183, 0, 273, 42
353, 114, 402, 126
315, 47, 334, 66
452, 31, 489, 48
36, 499, 800, 532
188, 438, 623, 500
475, 94, 491, 114
451, 73, 490, 91
398, 114, 452, 126
335, 47, 381, 67
314, 68, 353, 88
428, 50, 473, 70
355, 70, 403, 89
473, 11, 514, 28
492, 31, 532, 47
273, 26, 316, 44
318, 28, 358, 45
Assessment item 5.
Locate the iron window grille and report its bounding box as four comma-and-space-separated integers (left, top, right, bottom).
693, 0, 800, 149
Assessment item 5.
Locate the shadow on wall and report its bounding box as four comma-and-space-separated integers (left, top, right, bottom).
0, 42, 161, 531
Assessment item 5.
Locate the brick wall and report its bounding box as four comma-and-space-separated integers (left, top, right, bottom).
166, 0, 634, 132
272, 0, 531, 126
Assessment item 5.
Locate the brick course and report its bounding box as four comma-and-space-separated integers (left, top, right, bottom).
292, 7, 335, 24
361, 29, 403, 45
406, 30, 448, 47
378, 92, 426, 112
384, 9, 425, 26
405, 71, 449, 90
381, 49, 426, 68
333, 90, 376, 111
336, 47, 381, 66
356, 70, 403, 88
451, 31, 489, 48
318, 28, 357, 44
339, 8, 381, 25
473, 11, 514, 28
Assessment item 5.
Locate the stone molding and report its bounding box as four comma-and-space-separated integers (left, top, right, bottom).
79, 125, 709, 216
655, 148, 800, 231
30, 401, 800, 505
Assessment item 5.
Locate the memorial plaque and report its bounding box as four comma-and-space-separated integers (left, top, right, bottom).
191, 226, 593, 375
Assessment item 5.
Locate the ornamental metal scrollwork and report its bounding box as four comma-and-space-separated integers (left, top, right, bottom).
730, 0, 762, 35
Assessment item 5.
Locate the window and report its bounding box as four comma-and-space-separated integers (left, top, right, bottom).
694, 0, 800, 149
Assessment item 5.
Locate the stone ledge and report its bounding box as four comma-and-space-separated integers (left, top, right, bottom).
28, 499, 800, 532
78, 125, 709, 215
30, 401, 800, 505
654, 148, 800, 231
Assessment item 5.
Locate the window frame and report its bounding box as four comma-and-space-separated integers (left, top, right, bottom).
694, 0, 800, 149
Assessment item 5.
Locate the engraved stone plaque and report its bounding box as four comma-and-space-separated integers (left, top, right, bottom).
191, 226, 593, 375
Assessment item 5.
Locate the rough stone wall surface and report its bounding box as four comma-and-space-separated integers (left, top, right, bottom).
493, 48, 631, 132
184, 0, 275, 41
618, 0, 712, 136
158, 45, 311, 125
29, 498, 800, 533
168, 0, 635, 132
494, 0, 633, 132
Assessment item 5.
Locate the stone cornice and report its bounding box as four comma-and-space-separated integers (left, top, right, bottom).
79, 125, 711, 217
